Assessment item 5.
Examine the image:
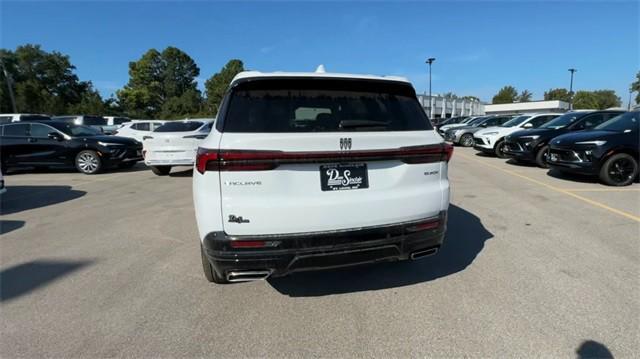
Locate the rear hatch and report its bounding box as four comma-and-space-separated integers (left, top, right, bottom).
144, 122, 206, 163
214, 78, 450, 235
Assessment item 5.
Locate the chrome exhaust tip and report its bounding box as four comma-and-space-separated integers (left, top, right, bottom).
410, 247, 439, 260
226, 270, 273, 283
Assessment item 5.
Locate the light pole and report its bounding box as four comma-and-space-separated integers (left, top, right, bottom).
0, 58, 17, 113
426, 58, 435, 117
568, 68, 577, 110
628, 89, 633, 111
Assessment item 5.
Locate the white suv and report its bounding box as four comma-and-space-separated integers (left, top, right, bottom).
473, 113, 560, 158
193, 70, 453, 284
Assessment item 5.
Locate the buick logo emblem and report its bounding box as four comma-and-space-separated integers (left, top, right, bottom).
340, 138, 352, 150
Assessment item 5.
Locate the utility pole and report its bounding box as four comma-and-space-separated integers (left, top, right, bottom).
628, 89, 632, 111
426, 58, 435, 117
0, 58, 17, 113
568, 68, 577, 110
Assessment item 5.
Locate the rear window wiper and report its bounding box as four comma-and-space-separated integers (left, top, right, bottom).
339, 120, 390, 129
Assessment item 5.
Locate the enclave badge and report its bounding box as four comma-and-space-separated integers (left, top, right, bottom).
340, 138, 352, 150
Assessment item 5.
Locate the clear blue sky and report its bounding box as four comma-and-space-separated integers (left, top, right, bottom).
2, 1, 638, 105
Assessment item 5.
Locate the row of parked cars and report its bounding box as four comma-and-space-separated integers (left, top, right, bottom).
0, 113, 214, 175
436, 109, 639, 186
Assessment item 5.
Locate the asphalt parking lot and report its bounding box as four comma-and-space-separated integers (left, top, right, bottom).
1, 147, 638, 358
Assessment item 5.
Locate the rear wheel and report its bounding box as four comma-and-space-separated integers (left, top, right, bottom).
150, 166, 171, 176
599, 153, 638, 186
494, 140, 507, 158
75, 150, 102, 174
460, 134, 474, 147
201, 244, 228, 284
535, 145, 550, 168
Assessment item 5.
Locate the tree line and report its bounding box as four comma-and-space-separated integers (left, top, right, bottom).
491, 74, 640, 109
0, 44, 245, 119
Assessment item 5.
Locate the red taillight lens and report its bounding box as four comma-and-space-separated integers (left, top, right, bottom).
406, 219, 441, 232
443, 143, 454, 162
196, 148, 219, 174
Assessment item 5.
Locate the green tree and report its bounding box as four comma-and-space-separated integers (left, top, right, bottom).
205, 59, 244, 115
631, 71, 640, 104
573, 90, 621, 110
462, 95, 480, 102
0, 44, 99, 114
543, 88, 571, 102
492, 86, 518, 104
518, 90, 532, 102
67, 86, 106, 114
117, 47, 202, 119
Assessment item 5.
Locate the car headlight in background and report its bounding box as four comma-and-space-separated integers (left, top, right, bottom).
576, 140, 606, 146
483, 132, 499, 136
519, 135, 540, 140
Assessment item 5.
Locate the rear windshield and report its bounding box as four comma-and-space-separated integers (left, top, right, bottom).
84, 116, 107, 126
222, 79, 432, 132
155, 122, 204, 132
113, 117, 129, 125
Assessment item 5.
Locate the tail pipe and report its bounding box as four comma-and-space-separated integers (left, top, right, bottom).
226, 270, 273, 283
410, 247, 439, 260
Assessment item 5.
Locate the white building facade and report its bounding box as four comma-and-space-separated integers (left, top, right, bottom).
416, 95, 485, 119
484, 100, 570, 115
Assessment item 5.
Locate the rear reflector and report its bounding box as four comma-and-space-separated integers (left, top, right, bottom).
406, 219, 441, 232
196, 143, 454, 173
229, 240, 267, 249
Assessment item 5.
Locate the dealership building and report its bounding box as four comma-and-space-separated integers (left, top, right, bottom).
417, 95, 571, 118
483, 100, 570, 115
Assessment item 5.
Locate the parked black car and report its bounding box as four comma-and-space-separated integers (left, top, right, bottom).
52, 115, 110, 133
547, 111, 639, 186
503, 110, 625, 168
0, 121, 142, 174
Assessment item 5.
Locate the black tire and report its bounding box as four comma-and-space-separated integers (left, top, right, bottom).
75, 150, 102, 174
599, 153, 638, 186
494, 140, 507, 158
150, 165, 171, 176
535, 145, 550, 168
460, 134, 474, 147
200, 244, 228, 284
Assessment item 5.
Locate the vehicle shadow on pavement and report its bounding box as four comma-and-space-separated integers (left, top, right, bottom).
546, 169, 600, 184
0, 259, 93, 302
0, 220, 25, 235
505, 159, 537, 167
0, 186, 86, 215
268, 205, 493, 297
576, 340, 614, 359
169, 168, 194, 177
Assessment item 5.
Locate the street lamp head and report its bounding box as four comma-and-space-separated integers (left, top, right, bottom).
426, 58, 436, 64
568, 68, 577, 73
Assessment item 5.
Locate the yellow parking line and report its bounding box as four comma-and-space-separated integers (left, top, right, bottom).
456, 153, 640, 223
564, 188, 640, 192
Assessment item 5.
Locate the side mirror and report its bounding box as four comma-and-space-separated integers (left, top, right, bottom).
522, 123, 533, 129
48, 132, 63, 141
480, 123, 487, 127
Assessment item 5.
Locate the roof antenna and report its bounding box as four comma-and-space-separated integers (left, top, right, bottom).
315, 64, 326, 73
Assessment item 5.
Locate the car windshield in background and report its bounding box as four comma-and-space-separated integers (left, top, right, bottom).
502, 115, 531, 127
84, 116, 108, 126
113, 117, 129, 125
595, 111, 639, 132
466, 117, 487, 126
21, 115, 52, 121
223, 79, 431, 132
50, 123, 102, 137
155, 122, 204, 132
540, 113, 583, 129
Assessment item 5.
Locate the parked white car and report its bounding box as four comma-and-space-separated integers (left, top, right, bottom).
193, 69, 452, 284
473, 113, 560, 157
102, 116, 131, 134
438, 116, 485, 135
114, 120, 166, 142
143, 119, 214, 175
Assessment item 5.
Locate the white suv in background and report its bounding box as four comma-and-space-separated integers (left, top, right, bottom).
143, 119, 214, 175
473, 113, 560, 157
114, 120, 166, 142
193, 70, 453, 284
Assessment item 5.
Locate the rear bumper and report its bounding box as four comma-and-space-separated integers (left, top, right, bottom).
201, 211, 447, 278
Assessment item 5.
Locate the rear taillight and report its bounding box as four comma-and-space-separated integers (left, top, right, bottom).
195, 143, 453, 174
406, 218, 441, 232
